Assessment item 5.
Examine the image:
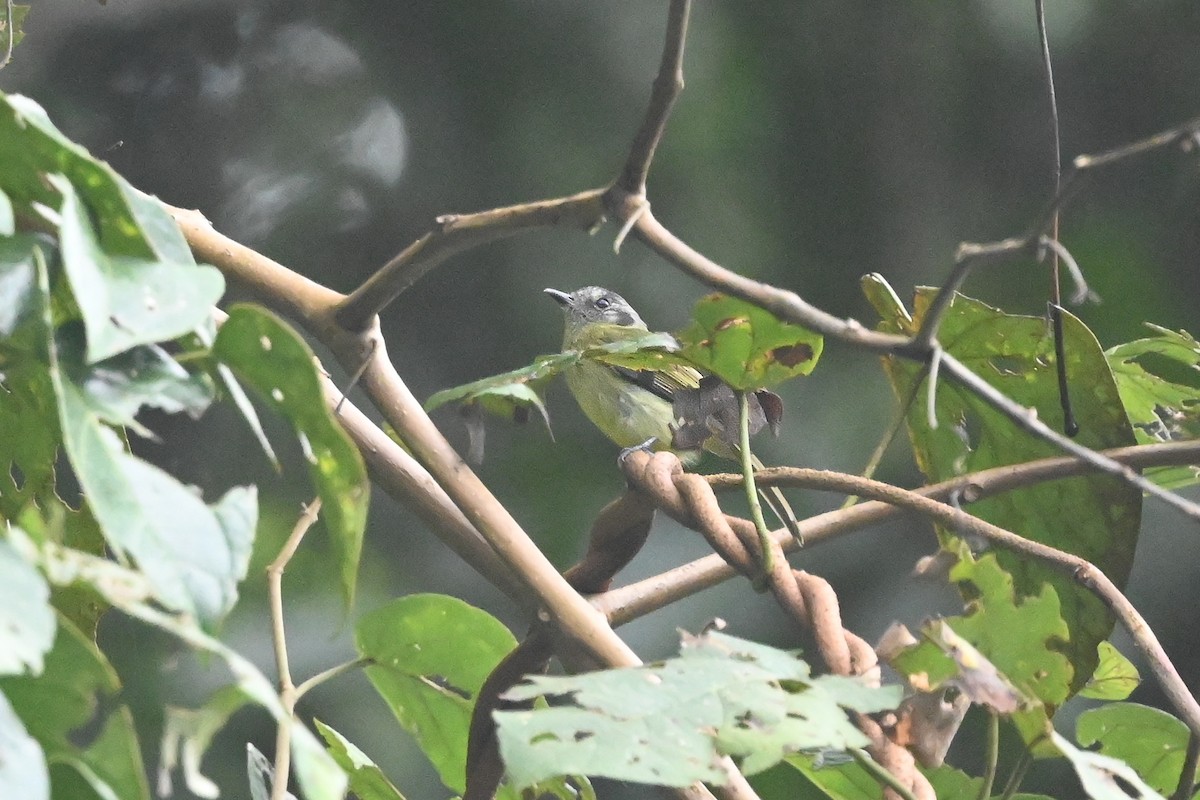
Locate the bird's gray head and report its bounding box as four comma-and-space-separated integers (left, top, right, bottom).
544, 286, 648, 337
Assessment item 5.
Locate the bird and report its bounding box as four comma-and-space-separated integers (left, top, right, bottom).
544, 285, 799, 540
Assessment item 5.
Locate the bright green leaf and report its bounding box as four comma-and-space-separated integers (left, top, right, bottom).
49, 319, 257, 625
355, 594, 517, 793
214, 304, 368, 609
0, 538, 55, 676
868, 284, 1140, 688
54, 176, 224, 363
1076, 703, 1190, 795
0, 236, 39, 339
678, 293, 824, 389
425, 351, 576, 414
316, 719, 407, 800
0, 690, 49, 800
1079, 642, 1140, 701
496, 630, 900, 790
0, 616, 149, 800
1106, 325, 1200, 489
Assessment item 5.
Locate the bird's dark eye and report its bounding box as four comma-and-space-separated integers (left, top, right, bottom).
594, 297, 611, 310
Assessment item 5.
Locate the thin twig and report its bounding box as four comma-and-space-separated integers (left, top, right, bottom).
737, 390, 775, 577
842, 365, 929, 509
266, 497, 323, 800
937, 352, 1200, 521
293, 657, 371, 703
1034, 0, 1078, 439
599, 439, 1200, 625
0, 0, 15, 70
334, 189, 607, 330
603, 454, 1200, 737
616, 0, 691, 194
1171, 732, 1200, 800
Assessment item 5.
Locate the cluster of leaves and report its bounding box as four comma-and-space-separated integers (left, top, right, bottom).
0, 92, 371, 800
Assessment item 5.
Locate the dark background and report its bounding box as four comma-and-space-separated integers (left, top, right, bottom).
4, 1, 1200, 797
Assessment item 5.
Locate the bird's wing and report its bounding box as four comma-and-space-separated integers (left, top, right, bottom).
611, 363, 703, 403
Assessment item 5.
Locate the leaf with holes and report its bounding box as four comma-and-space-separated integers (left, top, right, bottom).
0, 616, 149, 800
214, 304, 368, 610
867, 282, 1140, 690
1106, 324, 1200, 489
677, 294, 824, 390
1053, 730, 1167, 800
355, 594, 516, 794
496, 630, 900, 790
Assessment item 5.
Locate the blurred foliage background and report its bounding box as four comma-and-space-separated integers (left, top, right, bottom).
4, 1, 1200, 797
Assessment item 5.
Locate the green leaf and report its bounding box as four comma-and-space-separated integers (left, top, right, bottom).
1106, 325, 1200, 489
785, 753, 880, 800
315, 720, 407, 800
496, 630, 901, 790
55, 326, 214, 438
355, 594, 517, 794
0, 94, 152, 258
868, 285, 1140, 689
1079, 642, 1140, 701
677, 293, 824, 389
54, 175, 224, 363
0, 690, 49, 800
924, 764, 1053, 800
1076, 703, 1190, 796
0, 537, 55, 676
0, 615, 149, 800
426, 351, 576, 415
49, 320, 257, 625
0, 235, 39, 339
1052, 729, 1167, 800
213, 304, 369, 609
0, 7, 30, 55
158, 687, 252, 799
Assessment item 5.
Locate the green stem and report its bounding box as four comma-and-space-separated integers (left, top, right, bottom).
998, 748, 1032, 800
294, 657, 372, 703
849, 749, 919, 800
738, 389, 775, 578
841, 364, 927, 510
977, 710, 999, 800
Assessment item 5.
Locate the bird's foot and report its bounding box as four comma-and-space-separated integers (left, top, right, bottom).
617, 437, 659, 467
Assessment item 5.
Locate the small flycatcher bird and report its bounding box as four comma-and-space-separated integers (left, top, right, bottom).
544, 285, 799, 538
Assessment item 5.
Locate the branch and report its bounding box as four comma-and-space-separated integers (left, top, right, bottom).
598, 439, 1200, 624
612, 450, 1200, 738
266, 497, 323, 800
616, 0, 691, 194
334, 189, 607, 330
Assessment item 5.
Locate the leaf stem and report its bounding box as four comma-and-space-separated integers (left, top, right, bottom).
738, 389, 775, 578
294, 657, 371, 703
849, 749, 919, 800
998, 748, 1032, 800
978, 710, 999, 800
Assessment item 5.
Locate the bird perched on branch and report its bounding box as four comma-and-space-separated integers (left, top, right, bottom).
545, 285, 799, 539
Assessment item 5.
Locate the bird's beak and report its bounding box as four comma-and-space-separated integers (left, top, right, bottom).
543, 288, 572, 307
